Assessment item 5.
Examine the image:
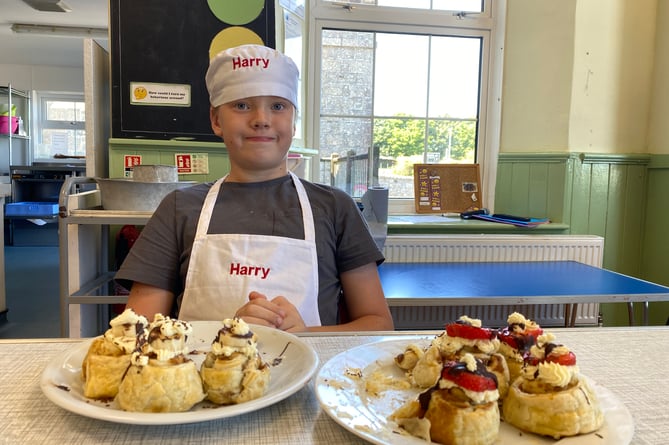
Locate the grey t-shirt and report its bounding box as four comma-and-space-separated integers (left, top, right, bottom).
115, 174, 384, 325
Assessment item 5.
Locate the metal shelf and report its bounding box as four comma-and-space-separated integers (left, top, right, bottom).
58, 177, 151, 337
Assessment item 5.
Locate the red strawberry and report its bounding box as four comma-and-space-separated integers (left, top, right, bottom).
446, 322, 496, 341
441, 361, 498, 392
545, 351, 577, 366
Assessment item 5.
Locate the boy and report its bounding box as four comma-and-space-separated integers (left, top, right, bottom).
117, 44, 393, 332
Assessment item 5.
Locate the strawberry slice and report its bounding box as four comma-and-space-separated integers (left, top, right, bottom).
441, 364, 497, 392
446, 322, 496, 341
545, 351, 577, 366
498, 333, 519, 349
525, 326, 544, 338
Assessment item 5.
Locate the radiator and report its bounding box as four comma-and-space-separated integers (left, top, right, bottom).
382, 235, 604, 329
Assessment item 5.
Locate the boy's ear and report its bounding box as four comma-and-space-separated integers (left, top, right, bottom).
210, 106, 223, 138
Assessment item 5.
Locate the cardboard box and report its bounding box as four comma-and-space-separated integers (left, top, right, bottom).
413, 164, 482, 213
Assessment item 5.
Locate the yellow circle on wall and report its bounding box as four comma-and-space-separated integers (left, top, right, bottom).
207, 0, 265, 26
209, 27, 265, 60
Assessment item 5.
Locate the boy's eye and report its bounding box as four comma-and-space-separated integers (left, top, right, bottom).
271, 102, 286, 111
233, 102, 250, 110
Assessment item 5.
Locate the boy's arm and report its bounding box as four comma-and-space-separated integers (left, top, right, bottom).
308, 262, 394, 332
125, 281, 175, 320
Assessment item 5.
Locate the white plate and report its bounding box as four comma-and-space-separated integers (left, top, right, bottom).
40, 322, 319, 425
315, 337, 634, 445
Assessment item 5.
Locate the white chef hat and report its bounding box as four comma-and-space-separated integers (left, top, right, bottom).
206, 44, 299, 108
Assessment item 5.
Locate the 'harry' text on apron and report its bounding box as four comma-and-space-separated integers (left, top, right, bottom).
229, 262, 270, 279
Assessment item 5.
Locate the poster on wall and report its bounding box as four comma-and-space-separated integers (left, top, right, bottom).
110, 0, 276, 142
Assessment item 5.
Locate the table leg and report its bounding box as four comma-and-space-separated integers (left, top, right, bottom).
570, 304, 578, 327
627, 302, 635, 326
643, 301, 649, 325
564, 304, 578, 327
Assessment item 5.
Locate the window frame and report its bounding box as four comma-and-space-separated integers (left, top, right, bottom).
305, 0, 505, 213
32, 91, 86, 162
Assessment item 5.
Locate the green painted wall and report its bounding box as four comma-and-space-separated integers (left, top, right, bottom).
496, 152, 669, 326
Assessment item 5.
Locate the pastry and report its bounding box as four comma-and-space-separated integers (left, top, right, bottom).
392, 353, 500, 445
402, 316, 508, 396
497, 312, 543, 383
200, 317, 270, 404
81, 308, 148, 399
116, 314, 205, 412
502, 332, 604, 439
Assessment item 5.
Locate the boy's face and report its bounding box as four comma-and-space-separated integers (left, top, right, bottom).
210, 96, 296, 179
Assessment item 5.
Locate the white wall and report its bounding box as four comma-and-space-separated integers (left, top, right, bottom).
647, 0, 669, 154
569, 0, 656, 154
501, 0, 659, 155
0, 64, 84, 93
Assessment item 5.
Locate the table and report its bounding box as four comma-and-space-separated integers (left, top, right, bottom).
378, 261, 669, 326
0, 327, 667, 445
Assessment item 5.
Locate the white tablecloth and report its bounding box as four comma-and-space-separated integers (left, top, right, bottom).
0, 327, 667, 445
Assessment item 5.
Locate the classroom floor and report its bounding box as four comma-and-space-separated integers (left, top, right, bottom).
0, 246, 60, 339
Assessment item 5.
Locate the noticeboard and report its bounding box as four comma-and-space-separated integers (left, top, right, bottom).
413, 164, 482, 213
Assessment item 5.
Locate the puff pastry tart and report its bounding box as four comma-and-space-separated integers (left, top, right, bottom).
497, 312, 544, 384
116, 314, 205, 413
400, 316, 509, 397
502, 332, 604, 439
392, 353, 500, 445
81, 308, 148, 400
200, 317, 270, 405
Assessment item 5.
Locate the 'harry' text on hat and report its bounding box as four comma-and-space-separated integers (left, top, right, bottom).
232, 56, 270, 70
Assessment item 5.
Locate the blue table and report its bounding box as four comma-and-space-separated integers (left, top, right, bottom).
378, 261, 669, 326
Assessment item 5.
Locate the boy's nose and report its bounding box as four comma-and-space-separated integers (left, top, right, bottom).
251, 109, 270, 128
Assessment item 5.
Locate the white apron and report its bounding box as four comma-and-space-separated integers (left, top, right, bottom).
178, 172, 322, 326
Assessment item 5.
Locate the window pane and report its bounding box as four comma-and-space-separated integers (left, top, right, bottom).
377, 0, 430, 8
321, 30, 374, 116
428, 36, 481, 119
319, 28, 482, 199
432, 0, 483, 12
427, 119, 476, 162
374, 33, 429, 117
37, 129, 86, 158
45, 101, 83, 122
322, 0, 483, 11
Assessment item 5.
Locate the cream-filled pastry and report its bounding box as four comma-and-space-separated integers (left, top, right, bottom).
401, 316, 508, 396
81, 308, 148, 399
391, 353, 500, 445
502, 332, 604, 439
200, 317, 270, 404
116, 314, 205, 413
497, 312, 543, 383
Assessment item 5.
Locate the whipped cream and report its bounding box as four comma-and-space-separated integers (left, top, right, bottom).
103, 308, 148, 353
458, 315, 482, 327
523, 332, 579, 387
522, 359, 580, 388
211, 317, 258, 358
132, 314, 192, 365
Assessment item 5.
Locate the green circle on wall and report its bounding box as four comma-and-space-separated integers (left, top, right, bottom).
207, 0, 265, 26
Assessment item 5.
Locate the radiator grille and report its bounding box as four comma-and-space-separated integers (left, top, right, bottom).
382, 235, 604, 328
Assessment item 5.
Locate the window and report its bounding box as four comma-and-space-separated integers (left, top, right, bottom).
309, 0, 504, 212
33, 92, 86, 161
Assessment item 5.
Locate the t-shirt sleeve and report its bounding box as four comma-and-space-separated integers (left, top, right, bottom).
114, 190, 184, 293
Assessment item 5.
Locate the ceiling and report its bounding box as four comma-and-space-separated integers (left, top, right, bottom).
0, 0, 108, 68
